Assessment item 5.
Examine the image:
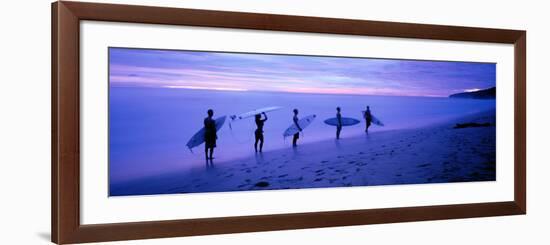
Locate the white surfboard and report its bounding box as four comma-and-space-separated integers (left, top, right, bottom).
230, 106, 282, 121
283, 114, 316, 137
361, 111, 384, 126
186, 116, 227, 151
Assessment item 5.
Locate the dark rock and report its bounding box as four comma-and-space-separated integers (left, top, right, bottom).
454, 122, 491, 129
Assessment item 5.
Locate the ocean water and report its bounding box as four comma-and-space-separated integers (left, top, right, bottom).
109, 87, 496, 184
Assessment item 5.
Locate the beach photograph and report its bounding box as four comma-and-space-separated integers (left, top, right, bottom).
108, 47, 496, 196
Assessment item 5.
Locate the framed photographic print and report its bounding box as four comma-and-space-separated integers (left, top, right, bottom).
52, 1, 526, 244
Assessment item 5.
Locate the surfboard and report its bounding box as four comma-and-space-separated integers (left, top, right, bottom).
361, 111, 384, 126
186, 116, 227, 151
323, 117, 360, 126
230, 106, 282, 121
283, 114, 316, 137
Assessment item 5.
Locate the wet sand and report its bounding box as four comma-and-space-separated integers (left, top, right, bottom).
110, 109, 496, 196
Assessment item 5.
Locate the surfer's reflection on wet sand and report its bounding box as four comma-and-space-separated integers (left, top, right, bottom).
205, 159, 215, 170
291, 145, 300, 158
334, 138, 342, 150
254, 152, 265, 164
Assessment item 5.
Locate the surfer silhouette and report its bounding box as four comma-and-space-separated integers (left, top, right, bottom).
254, 112, 268, 153
364, 106, 373, 134
292, 109, 302, 147
336, 107, 343, 139
204, 109, 217, 160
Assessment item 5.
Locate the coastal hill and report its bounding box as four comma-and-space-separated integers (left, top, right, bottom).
449, 87, 496, 99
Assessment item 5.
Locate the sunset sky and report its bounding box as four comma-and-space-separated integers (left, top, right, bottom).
109, 48, 496, 97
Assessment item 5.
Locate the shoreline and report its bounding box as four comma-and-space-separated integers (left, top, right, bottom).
110, 109, 496, 196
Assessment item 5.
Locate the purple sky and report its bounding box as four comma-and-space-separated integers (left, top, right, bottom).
109, 48, 496, 97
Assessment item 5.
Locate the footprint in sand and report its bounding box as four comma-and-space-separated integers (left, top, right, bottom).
321, 160, 329, 163
417, 163, 431, 168
254, 181, 270, 187
282, 176, 304, 182
278, 174, 288, 178
314, 178, 323, 182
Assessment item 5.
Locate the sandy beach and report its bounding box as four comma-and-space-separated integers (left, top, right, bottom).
110, 109, 496, 196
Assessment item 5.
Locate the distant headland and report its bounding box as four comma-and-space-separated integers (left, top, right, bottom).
449, 87, 496, 99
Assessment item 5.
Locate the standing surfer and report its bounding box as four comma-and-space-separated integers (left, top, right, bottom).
204, 109, 217, 161
292, 109, 302, 147
336, 107, 343, 139
254, 112, 268, 153
364, 106, 372, 134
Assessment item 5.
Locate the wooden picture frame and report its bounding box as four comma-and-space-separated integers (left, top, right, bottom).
51, 1, 526, 244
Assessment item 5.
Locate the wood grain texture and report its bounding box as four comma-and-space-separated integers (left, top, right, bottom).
514, 33, 527, 213
61, 1, 524, 43
51, 2, 58, 243
51, 1, 527, 244
52, 1, 81, 243
70, 202, 522, 244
